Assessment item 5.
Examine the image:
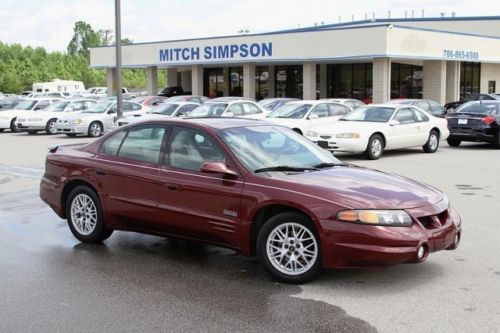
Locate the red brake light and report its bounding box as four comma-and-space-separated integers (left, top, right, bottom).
481, 116, 495, 125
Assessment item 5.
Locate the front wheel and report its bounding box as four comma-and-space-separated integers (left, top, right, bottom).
46, 119, 57, 135
10, 119, 18, 133
66, 185, 113, 243
88, 121, 103, 137
423, 130, 439, 153
365, 134, 384, 160
257, 212, 322, 284
447, 138, 461, 147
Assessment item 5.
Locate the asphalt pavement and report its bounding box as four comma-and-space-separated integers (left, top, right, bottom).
0, 131, 499, 332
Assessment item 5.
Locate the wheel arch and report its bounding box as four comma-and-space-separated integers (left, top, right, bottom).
430, 127, 440, 138
371, 132, 386, 147
60, 179, 99, 219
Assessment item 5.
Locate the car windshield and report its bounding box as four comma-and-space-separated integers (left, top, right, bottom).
219, 125, 343, 172
44, 101, 70, 112
268, 104, 312, 119
341, 106, 394, 122
14, 100, 37, 110
188, 103, 228, 117
0, 99, 20, 109
455, 103, 500, 115
149, 103, 179, 115
83, 101, 113, 113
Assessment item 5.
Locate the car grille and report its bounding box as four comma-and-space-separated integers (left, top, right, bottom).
320, 135, 332, 139
418, 210, 448, 230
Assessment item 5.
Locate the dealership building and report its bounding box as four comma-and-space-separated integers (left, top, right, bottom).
90, 16, 500, 104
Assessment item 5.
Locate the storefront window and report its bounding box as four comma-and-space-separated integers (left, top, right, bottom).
275, 65, 303, 99
255, 66, 269, 100
460, 62, 480, 99
390, 63, 423, 99
203, 68, 224, 98
327, 63, 373, 103
229, 67, 243, 96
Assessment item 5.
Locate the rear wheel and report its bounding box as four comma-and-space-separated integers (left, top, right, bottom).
257, 212, 322, 284
365, 134, 384, 160
447, 138, 461, 147
46, 118, 57, 135
88, 121, 103, 137
10, 119, 18, 133
423, 130, 439, 153
66, 185, 113, 243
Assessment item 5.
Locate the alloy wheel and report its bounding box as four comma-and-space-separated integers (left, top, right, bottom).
70, 194, 97, 236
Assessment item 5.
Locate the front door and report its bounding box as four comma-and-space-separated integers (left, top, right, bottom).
157, 125, 244, 248
387, 107, 421, 148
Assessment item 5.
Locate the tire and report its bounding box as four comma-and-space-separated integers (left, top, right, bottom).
46, 118, 57, 135
365, 134, 384, 160
27, 130, 38, 135
66, 185, 113, 243
66, 133, 77, 137
0, 129, 4, 133
10, 118, 18, 133
423, 130, 439, 153
257, 212, 322, 284
88, 121, 103, 137
447, 138, 461, 147
494, 131, 500, 149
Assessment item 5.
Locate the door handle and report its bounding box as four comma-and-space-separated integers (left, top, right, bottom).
164, 183, 179, 191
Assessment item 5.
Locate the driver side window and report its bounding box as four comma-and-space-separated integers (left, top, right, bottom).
310, 104, 329, 118
395, 108, 416, 124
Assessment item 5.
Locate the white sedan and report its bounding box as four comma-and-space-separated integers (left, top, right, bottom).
187, 99, 269, 119
16, 99, 97, 135
266, 100, 352, 135
117, 102, 200, 126
306, 104, 450, 159
56, 101, 143, 137
0, 98, 61, 132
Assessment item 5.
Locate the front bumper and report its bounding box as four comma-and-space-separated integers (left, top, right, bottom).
319, 200, 462, 268
307, 136, 368, 153
55, 123, 89, 135
448, 128, 497, 143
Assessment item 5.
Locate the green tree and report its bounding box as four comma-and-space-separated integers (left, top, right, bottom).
67, 21, 102, 60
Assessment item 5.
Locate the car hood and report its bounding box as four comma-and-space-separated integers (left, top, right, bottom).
266, 117, 304, 126
311, 121, 384, 135
264, 166, 443, 209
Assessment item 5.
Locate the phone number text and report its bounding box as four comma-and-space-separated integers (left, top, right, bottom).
443, 50, 479, 60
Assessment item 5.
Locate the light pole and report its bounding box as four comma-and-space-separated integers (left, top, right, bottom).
114, 0, 123, 118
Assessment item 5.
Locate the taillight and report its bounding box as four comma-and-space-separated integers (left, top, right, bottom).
481, 116, 495, 125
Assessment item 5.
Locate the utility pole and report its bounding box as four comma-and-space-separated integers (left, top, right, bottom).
114, 0, 123, 119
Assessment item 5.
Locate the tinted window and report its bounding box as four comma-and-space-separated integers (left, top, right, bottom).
101, 131, 127, 155
35, 100, 50, 110
395, 108, 416, 124
117, 125, 167, 164
168, 127, 226, 171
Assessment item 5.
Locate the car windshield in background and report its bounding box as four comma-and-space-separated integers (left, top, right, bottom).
455, 103, 500, 115
14, 100, 37, 110
0, 99, 20, 109
188, 103, 228, 117
44, 101, 70, 112
83, 102, 114, 113
268, 104, 312, 119
149, 103, 179, 115
218, 125, 342, 172
341, 106, 394, 122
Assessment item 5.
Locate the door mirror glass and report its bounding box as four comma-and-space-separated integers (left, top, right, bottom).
200, 161, 237, 176
389, 120, 400, 126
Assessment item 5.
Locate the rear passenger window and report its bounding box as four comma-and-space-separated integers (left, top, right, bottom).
242, 103, 262, 115
117, 125, 167, 164
328, 104, 350, 116
413, 109, 429, 122
101, 131, 127, 155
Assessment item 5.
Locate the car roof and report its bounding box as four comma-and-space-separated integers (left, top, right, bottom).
286, 100, 342, 106
208, 97, 255, 102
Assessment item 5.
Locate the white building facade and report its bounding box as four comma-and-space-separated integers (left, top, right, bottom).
90, 16, 500, 103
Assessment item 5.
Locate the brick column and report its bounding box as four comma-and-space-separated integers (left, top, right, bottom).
146, 66, 158, 96
372, 58, 391, 103
303, 62, 316, 100
191, 65, 203, 96
446, 61, 460, 103
423, 60, 447, 105
243, 63, 256, 99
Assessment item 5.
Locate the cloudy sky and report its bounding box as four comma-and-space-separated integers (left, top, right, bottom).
0, 0, 498, 52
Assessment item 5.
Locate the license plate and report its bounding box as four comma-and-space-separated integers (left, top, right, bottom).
458, 119, 468, 125
318, 141, 329, 148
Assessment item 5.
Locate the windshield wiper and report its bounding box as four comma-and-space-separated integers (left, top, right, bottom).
312, 162, 346, 169
254, 165, 318, 173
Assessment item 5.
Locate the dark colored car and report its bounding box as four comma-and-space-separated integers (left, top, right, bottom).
388, 99, 446, 117
158, 86, 186, 97
444, 94, 500, 112
40, 118, 461, 283
446, 101, 500, 148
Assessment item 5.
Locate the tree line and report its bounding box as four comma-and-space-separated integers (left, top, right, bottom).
0, 21, 165, 94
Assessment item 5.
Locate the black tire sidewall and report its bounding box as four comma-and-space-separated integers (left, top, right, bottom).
66, 185, 109, 243
10, 118, 18, 133
447, 138, 461, 147
88, 122, 102, 137
46, 119, 57, 135
365, 134, 383, 160
424, 130, 439, 153
257, 212, 322, 284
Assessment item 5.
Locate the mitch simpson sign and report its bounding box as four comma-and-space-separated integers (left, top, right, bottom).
159, 42, 273, 62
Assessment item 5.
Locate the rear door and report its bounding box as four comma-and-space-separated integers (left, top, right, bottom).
157, 125, 243, 248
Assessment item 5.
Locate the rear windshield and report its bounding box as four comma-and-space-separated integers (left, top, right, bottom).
455, 103, 500, 115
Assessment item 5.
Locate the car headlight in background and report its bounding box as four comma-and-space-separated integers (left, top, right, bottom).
336, 133, 360, 138
337, 210, 413, 226
69, 119, 84, 125
306, 131, 319, 137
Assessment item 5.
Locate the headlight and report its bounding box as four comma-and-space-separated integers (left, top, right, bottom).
336, 133, 360, 138
69, 119, 84, 125
337, 210, 413, 226
306, 131, 319, 137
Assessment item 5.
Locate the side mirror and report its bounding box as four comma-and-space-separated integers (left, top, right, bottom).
223, 111, 234, 118
308, 114, 319, 119
107, 110, 116, 114
200, 162, 237, 177
389, 120, 400, 126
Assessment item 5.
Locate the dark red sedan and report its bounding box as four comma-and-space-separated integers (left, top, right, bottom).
40, 118, 461, 283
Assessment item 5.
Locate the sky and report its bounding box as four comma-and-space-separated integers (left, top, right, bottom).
0, 0, 498, 52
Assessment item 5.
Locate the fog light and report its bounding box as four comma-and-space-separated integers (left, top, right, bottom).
417, 246, 425, 259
